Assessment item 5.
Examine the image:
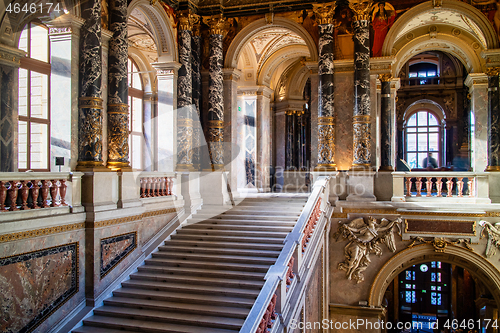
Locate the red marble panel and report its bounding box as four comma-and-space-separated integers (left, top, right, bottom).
405, 219, 475, 235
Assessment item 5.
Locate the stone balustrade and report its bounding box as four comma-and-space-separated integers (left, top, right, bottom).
392, 171, 490, 203
0, 172, 82, 212
139, 173, 175, 199
240, 176, 332, 333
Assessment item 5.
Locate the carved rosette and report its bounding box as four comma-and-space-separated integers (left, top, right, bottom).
379, 74, 393, 171
352, 116, 371, 168
107, 104, 130, 166
486, 67, 500, 171
78, 0, 104, 167
317, 117, 336, 170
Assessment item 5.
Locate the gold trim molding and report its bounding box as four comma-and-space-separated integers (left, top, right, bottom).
0, 223, 85, 243
79, 97, 104, 109
107, 103, 129, 114
318, 116, 335, 126
208, 120, 224, 128
93, 208, 178, 229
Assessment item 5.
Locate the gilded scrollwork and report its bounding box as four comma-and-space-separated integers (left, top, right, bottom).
348, 0, 373, 21
407, 236, 474, 252
334, 216, 402, 283
318, 123, 335, 165
107, 113, 129, 162
79, 108, 103, 160
312, 2, 337, 25
352, 122, 371, 165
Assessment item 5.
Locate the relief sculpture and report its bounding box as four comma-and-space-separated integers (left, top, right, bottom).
480, 220, 500, 258
335, 216, 402, 283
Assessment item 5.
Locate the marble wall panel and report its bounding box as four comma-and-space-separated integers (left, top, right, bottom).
304, 251, 323, 331
0, 65, 17, 171
139, 212, 177, 246
100, 232, 136, 279
257, 94, 271, 191
335, 73, 354, 170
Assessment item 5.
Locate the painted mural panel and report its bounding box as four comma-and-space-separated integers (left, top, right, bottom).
0, 243, 78, 333
100, 232, 137, 279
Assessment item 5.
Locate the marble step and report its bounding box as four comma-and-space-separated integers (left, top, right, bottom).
175, 228, 290, 239
216, 210, 301, 216
151, 251, 277, 265
112, 287, 255, 308
183, 223, 293, 232
165, 239, 283, 250
157, 244, 281, 257
189, 218, 296, 226
102, 297, 250, 319
144, 257, 271, 272
194, 214, 298, 221
130, 272, 264, 289
81, 315, 240, 333
120, 279, 260, 298
170, 233, 285, 244
73, 326, 140, 333
136, 265, 266, 280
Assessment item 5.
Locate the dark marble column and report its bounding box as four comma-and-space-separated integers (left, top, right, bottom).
349, 0, 373, 170
0, 47, 23, 171
107, 0, 129, 169
192, 22, 202, 170
176, 12, 197, 171
297, 109, 307, 170
285, 110, 296, 170
313, 2, 337, 171
78, 0, 104, 168
486, 67, 500, 171
379, 74, 393, 171
204, 15, 226, 170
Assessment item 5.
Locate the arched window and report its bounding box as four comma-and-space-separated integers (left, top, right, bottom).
128, 57, 144, 169
405, 111, 442, 169
18, 22, 50, 171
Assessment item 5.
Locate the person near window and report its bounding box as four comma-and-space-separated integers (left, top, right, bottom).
423, 153, 438, 169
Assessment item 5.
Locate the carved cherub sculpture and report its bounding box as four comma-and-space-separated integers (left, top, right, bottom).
480, 220, 500, 258
335, 216, 402, 283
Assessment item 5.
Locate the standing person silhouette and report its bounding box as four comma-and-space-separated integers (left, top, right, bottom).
422, 153, 438, 169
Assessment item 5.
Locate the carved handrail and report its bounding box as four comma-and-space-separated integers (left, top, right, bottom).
239, 176, 331, 333
0, 172, 82, 212
138, 172, 176, 198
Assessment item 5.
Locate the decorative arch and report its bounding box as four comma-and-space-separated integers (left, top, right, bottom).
225, 17, 318, 69
368, 244, 500, 308
127, 0, 177, 62
257, 45, 310, 87
128, 47, 155, 93
403, 99, 446, 123
383, 0, 498, 74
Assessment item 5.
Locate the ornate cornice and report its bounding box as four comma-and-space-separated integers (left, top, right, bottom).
0, 44, 25, 67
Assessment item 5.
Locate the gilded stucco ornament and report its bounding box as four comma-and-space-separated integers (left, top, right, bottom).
334, 216, 402, 283
407, 236, 474, 252
348, 0, 373, 21
480, 221, 500, 257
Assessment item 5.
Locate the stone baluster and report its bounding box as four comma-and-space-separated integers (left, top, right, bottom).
426, 178, 433, 197
286, 256, 295, 287
19, 180, 30, 210
140, 178, 145, 198
416, 177, 422, 197
31, 180, 40, 209
40, 180, 50, 208
0, 181, 8, 211
468, 178, 474, 197
146, 178, 153, 197
486, 67, 500, 171
313, 2, 337, 171
77, 0, 104, 168
446, 178, 454, 197
50, 180, 60, 207
107, 0, 130, 169
8, 181, 19, 211
204, 15, 226, 170
405, 178, 412, 197
436, 177, 443, 197
60, 180, 68, 206
457, 177, 464, 197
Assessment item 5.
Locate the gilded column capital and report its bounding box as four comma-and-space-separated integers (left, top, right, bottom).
378, 73, 392, 82
312, 2, 337, 25
203, 15, 226, 35
178, 11, 199, 31
486, 67, 500, 77
348, 0, 373, 21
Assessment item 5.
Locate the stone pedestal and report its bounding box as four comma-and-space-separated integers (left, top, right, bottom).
180, 172, 202, 215
80, 171, 119, 213
199, 171, 231, 206
311, 171, 340, 202
346, 170, 377, 201
374, 171, 393, 201
117, 170, 141, 209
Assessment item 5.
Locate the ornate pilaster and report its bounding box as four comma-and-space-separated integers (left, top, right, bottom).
78, 0, 104, 168
192, 21, 202, 170
107, 0, 129, 169
486, 67, 500, 171
313, 2, 337, 171
349, 0, 373, 170
204, 15, 226, 170
177, 12, 198, 171
0, 45, 24, 171
379, 73, 393, 171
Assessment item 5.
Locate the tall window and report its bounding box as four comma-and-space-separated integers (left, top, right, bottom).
405, 111, 441, 169
128, 58, 144, 169
18, 23, 50, 171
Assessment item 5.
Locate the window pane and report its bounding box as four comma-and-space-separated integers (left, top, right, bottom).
128, 59, 132, 86
409, 72, 417, 78
132, 97, 143, 132
418, 112, 428, 126
407, 133, 417, 151
429, 133, 439, 150
429, 114, 439, 125
133, 72, 142, 90
418, 153, 428, 168
128, 96, 132, 131
132, 135, 142, 169
408, 114, 416, 126
30, 71, 49, 119
418, 133, 428, 151
30, 122, 49, 169
407, 127, 416, 133
19, 26, 28, 52
428, 71, 436, 77
18, 121, 28, 169
407, 153, 417, 169
18, 69, 28, 117
429, 126, 439, 132
30, 24, 48, 63
418, 71, 427, 78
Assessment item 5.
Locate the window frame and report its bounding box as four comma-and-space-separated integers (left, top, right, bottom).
128, 57, 144, 170
18, 22, 51, 172
404, 110, 443, 169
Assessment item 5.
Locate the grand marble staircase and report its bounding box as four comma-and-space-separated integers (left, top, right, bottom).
73, 197, 307, 333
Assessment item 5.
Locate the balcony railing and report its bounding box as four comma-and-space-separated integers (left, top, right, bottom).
392, 171, 490, 203
240, 176, 331, 333
138, 172, 176, 199
0, 172, 83, 213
